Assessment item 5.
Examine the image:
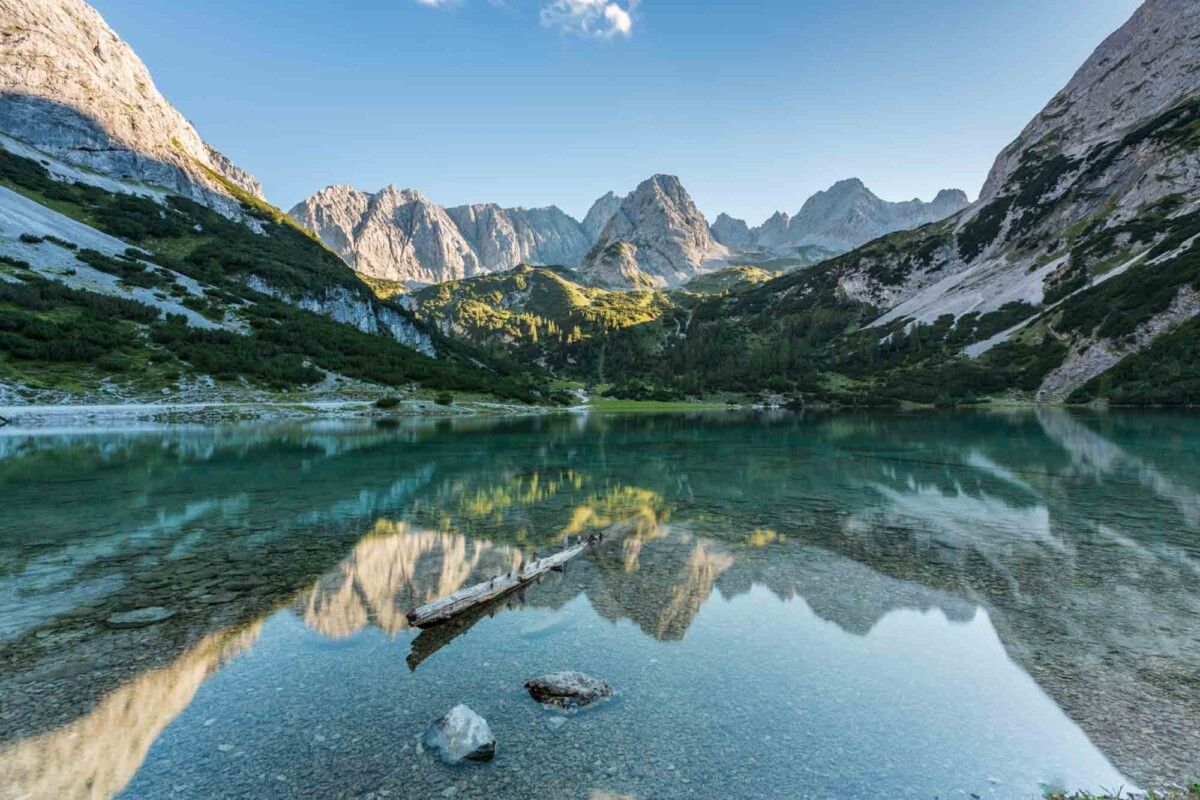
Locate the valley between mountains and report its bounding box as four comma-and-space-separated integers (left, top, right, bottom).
2, 0, 1199, 411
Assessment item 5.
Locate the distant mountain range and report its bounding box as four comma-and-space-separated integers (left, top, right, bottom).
288, 185, 605, 286
1, 0, 1198, 409
709, 179, 969, 254
402, 0, 1200, 406
289, 176, 968, 290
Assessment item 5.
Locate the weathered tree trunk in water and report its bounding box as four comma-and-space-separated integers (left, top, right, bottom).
406, 544, 585, 629
405, 519, 640, 630
407, 587, 532, 670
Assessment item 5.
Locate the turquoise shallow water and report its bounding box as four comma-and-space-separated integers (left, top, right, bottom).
0, 410, 1197, 799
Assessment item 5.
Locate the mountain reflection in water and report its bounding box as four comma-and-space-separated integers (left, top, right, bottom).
0, 410, 1197, 800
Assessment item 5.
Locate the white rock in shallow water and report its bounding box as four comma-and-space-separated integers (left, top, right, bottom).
525, 671, 613, 710
423, 704, 495, 764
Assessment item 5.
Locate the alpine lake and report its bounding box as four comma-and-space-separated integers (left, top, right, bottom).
1, 409, 1197, 800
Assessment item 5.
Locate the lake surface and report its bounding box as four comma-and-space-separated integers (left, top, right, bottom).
1, 410, 1197, 800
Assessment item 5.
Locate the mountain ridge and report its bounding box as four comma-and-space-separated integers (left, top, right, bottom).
710, 179, 970, 255
291, 175, 968, 290
407, 0, 1200, 407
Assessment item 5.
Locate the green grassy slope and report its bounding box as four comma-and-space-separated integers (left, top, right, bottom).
0, 146, 563, 404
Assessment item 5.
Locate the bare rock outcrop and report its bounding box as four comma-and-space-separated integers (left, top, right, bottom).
581, 190, 622, 241
579, 174, 730, 289
289, 185, 481, 286
709, 180, 969, 255
0, 0, 263, 215
291, 187, 607, 286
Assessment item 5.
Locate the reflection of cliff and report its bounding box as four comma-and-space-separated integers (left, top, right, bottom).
0, 623, 260, 800
810, 419, 1200, 790
654, 543, 735, 640
1038, 407, 1200, 527
298, 521, 523, 638
4, 410, 1200, 794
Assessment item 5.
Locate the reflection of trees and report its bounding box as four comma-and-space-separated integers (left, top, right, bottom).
3, 410, 1200, 792
0, 623, 260, 800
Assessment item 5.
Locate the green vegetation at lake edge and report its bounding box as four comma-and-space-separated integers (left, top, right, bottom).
0, 146, 568, 404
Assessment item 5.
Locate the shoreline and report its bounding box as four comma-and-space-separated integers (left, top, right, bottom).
0, 397, 569, 430
3, 397, 1195, 431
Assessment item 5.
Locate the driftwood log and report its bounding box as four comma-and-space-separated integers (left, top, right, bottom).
407, 588, 528, 670
405, 519, 640, 630
406, 543, 585, 629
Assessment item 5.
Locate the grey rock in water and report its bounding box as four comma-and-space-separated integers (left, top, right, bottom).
423, 704, 496, 763
105, 606, 175, 629
525, 671, 613, 710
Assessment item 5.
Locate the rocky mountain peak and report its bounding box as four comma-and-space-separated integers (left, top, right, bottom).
710, 179, 970, 256
826, 177, 867, 194
710, 213, 753, 250
582, 191, 623, 241
978, 0, 1200, 206
933, 188, 970, 206
0, 0, 264, 215
846, 0, 1200, 401
582, 174, 729, 289
292, 186, 598, 285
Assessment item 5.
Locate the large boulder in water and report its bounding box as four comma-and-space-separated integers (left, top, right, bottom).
525, 671, 613, 710
423, 704, 495, 763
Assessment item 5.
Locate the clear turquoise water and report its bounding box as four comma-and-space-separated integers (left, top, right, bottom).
0, 410, 1197, 799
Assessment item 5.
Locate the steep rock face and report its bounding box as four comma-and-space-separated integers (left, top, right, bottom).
754, 211, 794, 252
978, 0, 1200, 208
0, 0, 262, 215
786, 179, 968, 252
447, 203, 592, 270
580, 174, 729, 288
712, 180, 969, 256
244, 276, 437, 356
857, 0, 1200, 336
290, 185, 481, 286
503, 205, 591, 266
581, 191, 622, 241
444, 203, 525, 270
293, 190, 599, 285
709, 213, 752, 250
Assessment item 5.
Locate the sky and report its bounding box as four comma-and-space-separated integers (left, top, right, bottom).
91, 0, 1143, 223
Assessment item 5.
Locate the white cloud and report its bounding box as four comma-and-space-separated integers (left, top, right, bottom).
413, 0, 454, 6
540, 0, 637, 39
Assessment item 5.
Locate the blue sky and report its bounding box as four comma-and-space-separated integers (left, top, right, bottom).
91, 0, 1141, 222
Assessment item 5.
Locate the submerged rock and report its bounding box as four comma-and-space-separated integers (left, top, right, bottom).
423, 704, 495, 764
104, 607, 175, 629
525, 671, 613, 710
